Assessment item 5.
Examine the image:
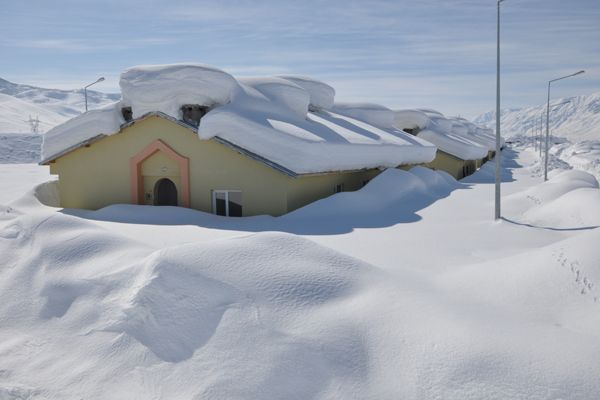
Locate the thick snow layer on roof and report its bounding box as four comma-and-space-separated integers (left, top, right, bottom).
393, 109, 488, 160
42, 63, 437, 171
393, 109, 430, 130
199, 89, 436, 174
331, 103, 395, 129
120, 64, 237, 119
42, 102, 123, 161
278, 76, 335, 110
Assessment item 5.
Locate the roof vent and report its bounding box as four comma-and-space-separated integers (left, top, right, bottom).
181, 104, 209, 127
121, 107, 133, 122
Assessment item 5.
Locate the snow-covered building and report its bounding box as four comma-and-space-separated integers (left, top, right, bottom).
41, 64, 436, 216
394, 109, 495, 179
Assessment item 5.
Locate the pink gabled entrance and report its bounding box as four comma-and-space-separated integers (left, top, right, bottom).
130, 139, 190, 207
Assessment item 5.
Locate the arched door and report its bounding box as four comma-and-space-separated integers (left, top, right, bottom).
154, 178, 178, 206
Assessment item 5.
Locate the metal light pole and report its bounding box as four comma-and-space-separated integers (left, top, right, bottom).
544, 73, 583, 181
84, 77, 105, 112
494, 0, 505, 220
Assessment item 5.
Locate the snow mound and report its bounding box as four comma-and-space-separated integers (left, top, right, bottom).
504, 169, 600, 228
0, 209, 379, 398
120, 63, 238, 119
331, 102, 395, 129
41, 101, 123, 161
278, 76, 335, 110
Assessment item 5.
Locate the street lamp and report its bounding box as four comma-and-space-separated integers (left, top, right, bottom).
543, 71, 584, 181
84, 77, 105, 112
494, 0, 505, 220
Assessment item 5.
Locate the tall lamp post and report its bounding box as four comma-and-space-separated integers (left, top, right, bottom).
543, 71, 584, 181
494, 0, 505, 220
84, 77, 105, 112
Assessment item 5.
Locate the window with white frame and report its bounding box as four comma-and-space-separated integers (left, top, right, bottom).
212, 190, 243, 217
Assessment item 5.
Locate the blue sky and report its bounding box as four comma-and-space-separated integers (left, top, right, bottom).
1, 0, 599, 118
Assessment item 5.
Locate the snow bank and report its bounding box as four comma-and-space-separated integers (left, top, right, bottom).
41, 102, 123, 161
278, 76, 335, 110
120, 63, 238, 119
331, 102, 395, 129
504, 169, 600, 228
3, 157, 600, 399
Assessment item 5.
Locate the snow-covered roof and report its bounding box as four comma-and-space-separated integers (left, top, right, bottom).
42, 63, 437, 174
393, 109, 488, 160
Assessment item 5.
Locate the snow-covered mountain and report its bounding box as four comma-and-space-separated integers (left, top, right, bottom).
0, 77, 119, 133
473, 91, 600, 142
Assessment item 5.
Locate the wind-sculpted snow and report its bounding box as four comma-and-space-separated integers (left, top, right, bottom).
331, 102, 395, 129
278, 75, 335, 110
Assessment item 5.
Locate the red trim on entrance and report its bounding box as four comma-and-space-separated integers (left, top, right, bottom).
130, 139, 190, 207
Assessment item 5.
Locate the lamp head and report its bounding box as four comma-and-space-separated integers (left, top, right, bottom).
97, 77, 105, 82
574, 70, 585, 76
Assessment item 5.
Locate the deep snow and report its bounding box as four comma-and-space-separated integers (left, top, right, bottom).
0, 146, 599, 399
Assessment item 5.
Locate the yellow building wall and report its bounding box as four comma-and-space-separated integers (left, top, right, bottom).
49, 115, 384, 216
286, 169, 381, 212
424, 150, 478, 180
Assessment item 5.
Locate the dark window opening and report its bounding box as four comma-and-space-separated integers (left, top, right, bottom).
334, 184, 344, 193
181, 104, 210, 127
213, 190, 243, 217
121, 107, 133, 122
403, 127, 420, 136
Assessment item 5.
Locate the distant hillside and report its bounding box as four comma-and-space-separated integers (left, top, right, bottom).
473, 92, 600, 142
0, 77, 119, 133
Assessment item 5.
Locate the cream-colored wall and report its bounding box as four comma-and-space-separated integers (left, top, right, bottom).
51, 116, 290, 215
286, 169, 381, 212
50, 116, 385, 216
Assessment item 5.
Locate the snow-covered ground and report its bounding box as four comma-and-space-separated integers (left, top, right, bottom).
1, 146, 599, 399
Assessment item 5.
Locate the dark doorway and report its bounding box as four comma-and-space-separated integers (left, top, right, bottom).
154, 178, 178, 206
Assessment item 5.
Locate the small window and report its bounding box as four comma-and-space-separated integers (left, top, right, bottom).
334, 184, 344, 194
212, 190, 243, 217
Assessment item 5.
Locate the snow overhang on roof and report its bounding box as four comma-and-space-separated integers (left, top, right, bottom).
41, 63, 439, 173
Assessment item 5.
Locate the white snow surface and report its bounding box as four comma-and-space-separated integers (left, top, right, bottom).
278, 75, 335, 110
1, 148, 600, 399
120, 64, 238, 120
393, 109, 489, 160
0, 93, 70, 134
